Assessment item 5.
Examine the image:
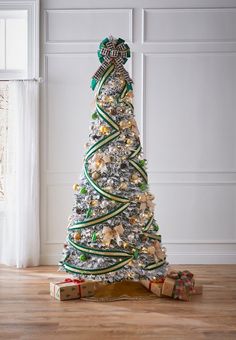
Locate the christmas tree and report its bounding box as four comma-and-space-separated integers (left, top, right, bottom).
59, 36, 168, 283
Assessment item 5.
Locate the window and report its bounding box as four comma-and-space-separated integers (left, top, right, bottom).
0, 0, 39, 80
0, 1, 39, 201
0, 10, 28, 76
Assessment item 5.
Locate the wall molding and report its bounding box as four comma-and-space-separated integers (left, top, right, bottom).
44, 8, 133, 44
142, 7, 236, 44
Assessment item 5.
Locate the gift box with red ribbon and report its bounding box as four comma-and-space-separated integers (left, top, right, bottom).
50, 278, 98, 301
162, 270, 196, 301
140, 277, 165, 297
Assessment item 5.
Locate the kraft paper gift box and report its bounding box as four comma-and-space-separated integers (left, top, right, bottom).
161, 270, 195, 302
50, 278, 98, 301
140, 279, 164, 297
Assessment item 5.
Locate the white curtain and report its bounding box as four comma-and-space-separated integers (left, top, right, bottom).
0, 80, 40, 268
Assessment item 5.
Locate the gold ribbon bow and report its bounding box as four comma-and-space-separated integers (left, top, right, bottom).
102, 224, 124, 246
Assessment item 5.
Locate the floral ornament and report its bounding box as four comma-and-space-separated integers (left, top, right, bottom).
90, 152, 111, 173
138, 193, 155, 212
147, 241, 166, 262
102, 224, 124, 246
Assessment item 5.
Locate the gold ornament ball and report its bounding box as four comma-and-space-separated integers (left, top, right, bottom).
126, 138, 133, 145
123, 242, 129, 249
99, 125, 110, 135
91, 199, 99, 207
119, 120, 128, 129
129, 216, 137, 225
73, 183, 80, 191
125, 91, 134, 99
107, 96, 114, 103
127, 120, 132, 128
73, 232, 81, 241
92, 171, 100, 180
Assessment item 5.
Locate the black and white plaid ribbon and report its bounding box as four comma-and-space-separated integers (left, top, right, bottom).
92, 38, 133, 89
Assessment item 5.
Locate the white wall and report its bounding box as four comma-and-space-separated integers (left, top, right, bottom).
40, 0, 236, 265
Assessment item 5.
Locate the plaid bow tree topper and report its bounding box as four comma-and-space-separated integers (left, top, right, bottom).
91, 36, 133, 91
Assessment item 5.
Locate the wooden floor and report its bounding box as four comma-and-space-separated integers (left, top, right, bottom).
0, 265, 236, 340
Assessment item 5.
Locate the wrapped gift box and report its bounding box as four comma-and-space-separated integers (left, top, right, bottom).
162, 270, 196, 301
140, 278, 164, 297
140, 271, 202, 302
50, 278, 98, 301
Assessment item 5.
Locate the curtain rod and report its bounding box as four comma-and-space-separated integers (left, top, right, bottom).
0, 77, 43, 82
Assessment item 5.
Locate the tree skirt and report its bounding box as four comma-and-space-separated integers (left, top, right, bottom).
82, 281, 158, 302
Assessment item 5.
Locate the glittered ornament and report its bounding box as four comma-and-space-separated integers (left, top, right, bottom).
73, 232, 81, 241
92, 171, 100, 180
119, 120, 132, 129
92, 112, 98, 120
125, 138, 133, 146
129, 216, 137, 225
123, 242, 129, 248
90, 199, 99, 207
124, 91, 134, 102
80, 187, 87, 194
99, 125, 110, 135
79, 254, 87, 261
73, 183, 80, 191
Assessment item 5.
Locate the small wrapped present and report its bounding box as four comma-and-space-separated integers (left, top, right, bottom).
50, 278, 98, 301
162, 270, 195, 301
140, 278, 165, 297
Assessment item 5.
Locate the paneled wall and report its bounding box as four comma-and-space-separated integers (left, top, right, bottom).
40, 0, 236, 264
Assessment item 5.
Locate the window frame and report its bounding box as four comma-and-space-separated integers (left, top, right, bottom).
0, 0, 39, 80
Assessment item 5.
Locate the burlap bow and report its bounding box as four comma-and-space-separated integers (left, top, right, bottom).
91, 36, 133, 91
102, 224, 124, 246
139, 193, 155, 212
147, 241, 166, 262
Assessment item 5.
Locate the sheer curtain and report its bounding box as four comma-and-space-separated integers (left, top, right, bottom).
0, 80, 40, 268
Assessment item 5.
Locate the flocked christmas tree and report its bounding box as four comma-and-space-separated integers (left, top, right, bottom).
59, 36, 168, 282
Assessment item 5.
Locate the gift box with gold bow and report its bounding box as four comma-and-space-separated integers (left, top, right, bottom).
162, 270, 196, 301
50, 278, 99, 301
